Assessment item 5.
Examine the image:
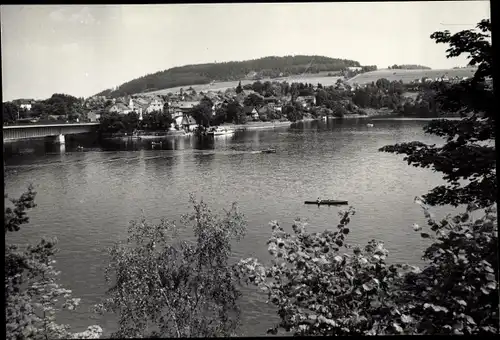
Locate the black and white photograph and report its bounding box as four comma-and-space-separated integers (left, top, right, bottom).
2, 1, 497, 338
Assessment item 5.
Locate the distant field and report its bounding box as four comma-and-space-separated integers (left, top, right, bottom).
347, 68, 477, 85
142, 74, 344, 96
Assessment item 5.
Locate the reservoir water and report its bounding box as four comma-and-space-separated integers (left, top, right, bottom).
4, 118, 453, 336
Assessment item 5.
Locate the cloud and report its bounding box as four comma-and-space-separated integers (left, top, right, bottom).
60, 42, 80, 54
48, 6, 96, 25
68, 7, 96, 25
49, 8, 66, 22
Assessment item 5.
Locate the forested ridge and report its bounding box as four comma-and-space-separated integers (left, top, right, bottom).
95, 55, 361, 98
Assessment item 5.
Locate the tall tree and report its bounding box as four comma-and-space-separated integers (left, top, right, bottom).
191, 103, 213, 128
3, 102, 19, 124
379, 19, 495, 208
235, 81, 243, 94
98, 197, 246, 338
243, 93, 264, 108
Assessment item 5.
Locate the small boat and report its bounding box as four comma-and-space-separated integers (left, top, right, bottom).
208, 126, 235, 136
367, 123, 374, 127
151, 141, 163, 146
304, 200, 349, 205
261, 149, 276, 154
76, 146, 84, 151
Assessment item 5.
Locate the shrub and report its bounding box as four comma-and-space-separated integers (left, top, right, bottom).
5, 185, 102, 339
96, 195, 247, 338
235, 200, 498, 335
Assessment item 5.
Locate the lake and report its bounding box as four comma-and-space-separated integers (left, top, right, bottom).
4, 118, 452, 336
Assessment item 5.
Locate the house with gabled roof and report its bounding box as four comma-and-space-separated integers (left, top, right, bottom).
109, 102, 132, 114
144, 98, 164, 113
243, 106, 259, 120
181, 115, 197, 132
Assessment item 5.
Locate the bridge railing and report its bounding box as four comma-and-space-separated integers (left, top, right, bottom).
3, 122, 100, 129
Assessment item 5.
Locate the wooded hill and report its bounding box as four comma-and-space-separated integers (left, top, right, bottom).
95, 55, 361, 98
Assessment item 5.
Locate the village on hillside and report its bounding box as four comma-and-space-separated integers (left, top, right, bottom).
3, 68, 484, 131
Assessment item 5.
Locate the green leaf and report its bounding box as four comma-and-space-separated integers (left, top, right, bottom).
401, 314, 413, 324
486, 282, 496, 290
486, 273, 496, 282
484, 266, 494, 273
465, 315, 476, 325
362, 283, 372, 291
393, 322, 403, 333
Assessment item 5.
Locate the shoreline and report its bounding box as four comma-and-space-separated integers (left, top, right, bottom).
222, 120, 295, 131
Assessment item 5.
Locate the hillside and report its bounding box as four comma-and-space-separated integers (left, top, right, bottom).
95, 55, 361, 98
347, 67, 478, 85
388, 64, 431, 70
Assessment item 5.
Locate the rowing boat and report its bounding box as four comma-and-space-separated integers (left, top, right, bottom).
304, 200, 348, 205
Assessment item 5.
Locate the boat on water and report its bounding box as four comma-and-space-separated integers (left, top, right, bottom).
207, 126, 235, 136
304, 200, 348, 205
250, 148, 277, 154
367, 123, 374, 127
151, 141, 163, 146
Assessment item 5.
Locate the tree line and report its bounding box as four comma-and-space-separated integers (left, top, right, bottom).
98, 111, 174, 135
388, 64, 432, 70
3, 94, 86, 124
94, 55, 362, 98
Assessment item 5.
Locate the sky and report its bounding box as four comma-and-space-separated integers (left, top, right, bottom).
1, 2, 491, 101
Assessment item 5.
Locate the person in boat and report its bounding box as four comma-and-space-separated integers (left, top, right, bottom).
317, 197, 321, 205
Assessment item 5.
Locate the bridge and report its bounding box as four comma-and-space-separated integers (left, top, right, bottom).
3, 123, 100, 143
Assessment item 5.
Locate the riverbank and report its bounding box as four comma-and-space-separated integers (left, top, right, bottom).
222, 120, 295, 131
100, 130, 188, 140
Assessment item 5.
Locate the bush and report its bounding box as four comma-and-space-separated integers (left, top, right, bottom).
96, 195, 247, 338
5, 185, 102, 339
235, 200, 498, 335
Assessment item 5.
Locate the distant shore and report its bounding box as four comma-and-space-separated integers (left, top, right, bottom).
222, 120, 296, 131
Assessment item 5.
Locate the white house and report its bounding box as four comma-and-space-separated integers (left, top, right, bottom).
347, 66, 363, 72
109, 103, 132, 115
20, 103, 32, 111
145, 98, 164, 114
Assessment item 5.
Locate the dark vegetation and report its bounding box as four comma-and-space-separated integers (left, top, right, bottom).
388, 64, 432, 70
98, 111, 174, 135
95, 55, 361, 98
3, 94, 85, 125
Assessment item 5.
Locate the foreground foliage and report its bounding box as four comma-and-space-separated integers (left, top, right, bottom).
5, 185, 102, 339
96, 196, 247, 338
236, 201, 498, 335
380, 19, 495, 208
236, 20, 498, 335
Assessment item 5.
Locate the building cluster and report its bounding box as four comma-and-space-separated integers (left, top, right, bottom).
84, 86, 320, 125
410, 75, 471, 84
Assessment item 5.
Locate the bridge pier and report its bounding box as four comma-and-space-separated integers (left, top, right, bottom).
55, 134, 66, 144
